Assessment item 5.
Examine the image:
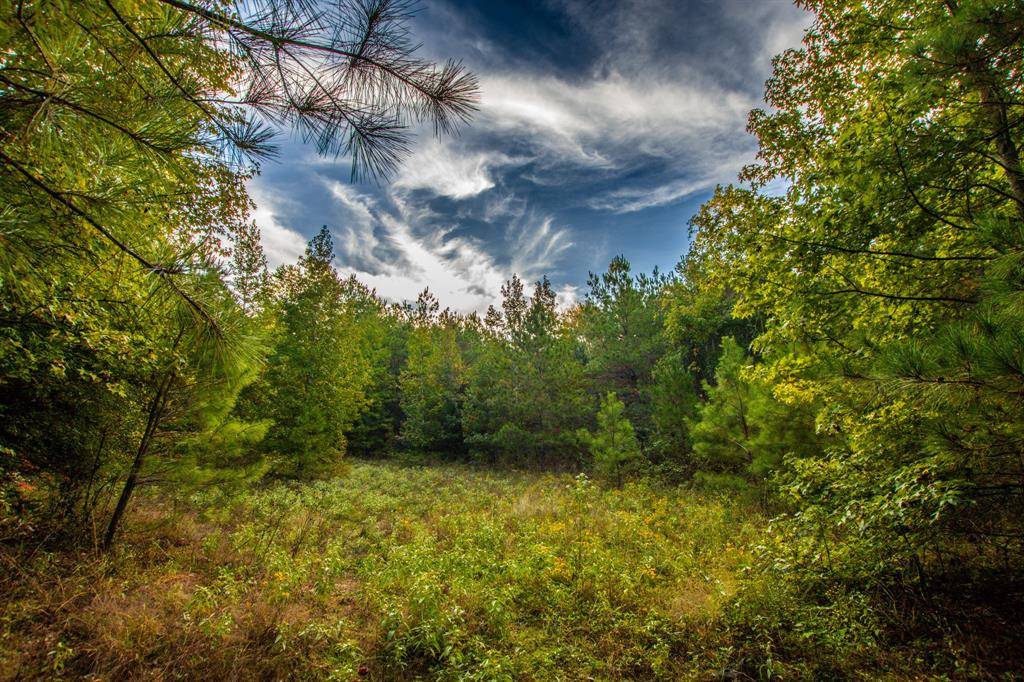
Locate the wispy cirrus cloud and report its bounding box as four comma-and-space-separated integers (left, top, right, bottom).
466, 69, 760, 216
294, 179, 575, 312
247, 0, 812, 312
392, 139, 520, 199
587, 177, 715, 214
507, 212, 573, 276
480, 71, 754, 165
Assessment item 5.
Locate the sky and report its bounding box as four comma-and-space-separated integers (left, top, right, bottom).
248, 0, 810, 313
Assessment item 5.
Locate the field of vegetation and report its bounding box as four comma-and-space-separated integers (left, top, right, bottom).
1, 463, 755, 679
3, 461, 1018, 680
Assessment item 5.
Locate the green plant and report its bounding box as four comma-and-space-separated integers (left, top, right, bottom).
578, 393, 643, 486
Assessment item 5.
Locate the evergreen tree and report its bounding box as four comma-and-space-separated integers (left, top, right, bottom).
663, 249, 761, 392
687, 336, 823, 489
260, 228, 372, 478
688, 0, 1024, 579
644, 350, 699, 475
0, 0, 478, 544
579, 257, 669, 447
0, 0, 259, 540
689, 337, 756, 482
346, 303, 408, 458
230, 221, 269, 315
578, 392, 642, 486
399, 291, 466, 457
463, 277, 590, 466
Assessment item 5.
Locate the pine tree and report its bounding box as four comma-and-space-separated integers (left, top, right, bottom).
260, 228, 372, 478
463, 277, 590, 466
579, 257, 670, 447
689, 337, 754, 480
687, 0, 1024, 578
0, 0, 478, 545
644, 350, 699, 475
230, 221, 269, 315
687, 341, 823, 490
578, 392, 642, 486
399, 291, 466, 457
346, 300, 408, 459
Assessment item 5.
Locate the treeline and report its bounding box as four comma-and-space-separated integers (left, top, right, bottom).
224, 226, 795, 490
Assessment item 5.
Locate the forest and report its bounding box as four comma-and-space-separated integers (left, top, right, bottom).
1, 0, 1023, 679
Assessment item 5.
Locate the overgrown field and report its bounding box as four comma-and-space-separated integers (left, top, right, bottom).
1, 462, 1016, 680
1, 462, 757, 679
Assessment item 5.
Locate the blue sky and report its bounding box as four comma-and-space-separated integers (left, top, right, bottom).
248, 0, 809, 312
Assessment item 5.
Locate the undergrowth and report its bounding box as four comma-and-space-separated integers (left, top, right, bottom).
1, 462, 1019, 680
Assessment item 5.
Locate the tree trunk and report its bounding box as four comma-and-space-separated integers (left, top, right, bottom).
945, 0, 1024, 218
971, 70, 1024, 218
101, 370, 174, 549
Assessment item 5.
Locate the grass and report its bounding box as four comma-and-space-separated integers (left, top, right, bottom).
1, 461, 761, 680
3, 460, 1019, 680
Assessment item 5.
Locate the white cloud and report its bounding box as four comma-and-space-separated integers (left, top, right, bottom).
319, 182, 573, 313
248, 183, 306, 268
743, 4, 812, 66
391, 139, 513, 199
478, 70, 756, 176
461, 0, 810, 208
324, 180, 385, 269
482, 192, 526, 222
589, 176, 715, 214
243, 0, 814, 309
508, 215, 573, 276
248, 171, 576, 313
555, 283, 579, 311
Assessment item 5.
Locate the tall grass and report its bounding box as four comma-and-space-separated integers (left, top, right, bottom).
1, 463, 757, 679
2, 462, 1016, 679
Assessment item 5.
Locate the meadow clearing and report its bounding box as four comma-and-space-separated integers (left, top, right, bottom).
5, 461, 1019, 680
1, 461, 767, 680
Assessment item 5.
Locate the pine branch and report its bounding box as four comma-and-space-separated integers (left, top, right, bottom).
0, 149, 223, 336
148, 0, 479, 179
